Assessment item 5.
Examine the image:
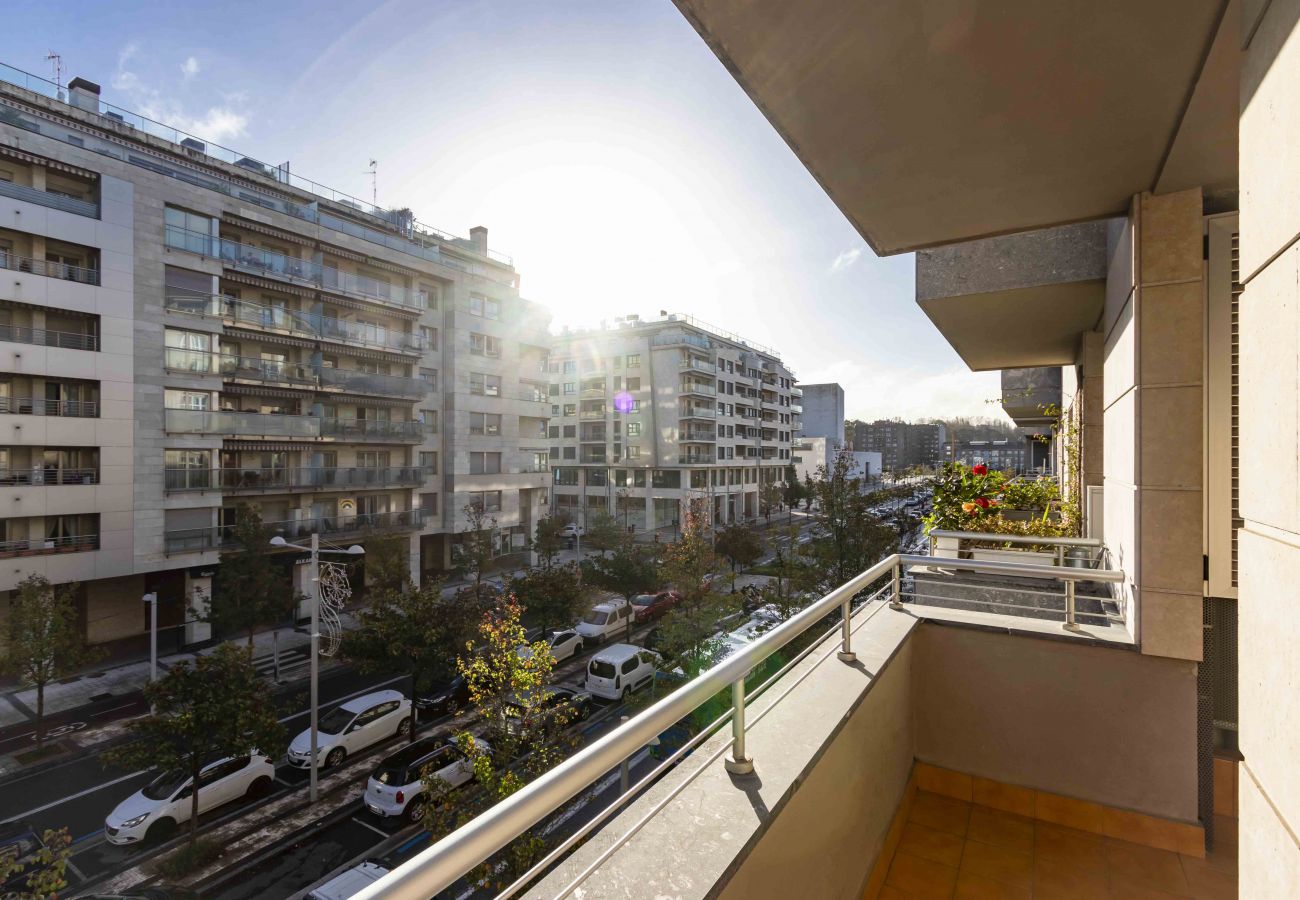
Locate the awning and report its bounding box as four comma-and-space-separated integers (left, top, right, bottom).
326, 342, 412, 363
224, 440, 318, 451
221, 384, 308, 400
0, 145, 99, 180
322, 244, 367, 264
316, 286, 420, 317
326, 393, 413, 408
222, 327, 314, 350
364, 257, 417, 277
224, 216, 315, 248
222, 271, 315, 298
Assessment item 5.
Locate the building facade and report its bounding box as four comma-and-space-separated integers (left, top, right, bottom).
850, 418, 945, 471
0, 68, 550, 655
940, 439, 1028, 473
794, 382, 843, 445
547, 315, 796, 532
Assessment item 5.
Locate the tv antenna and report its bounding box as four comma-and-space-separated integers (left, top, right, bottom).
364, 159, 377, 208
46, 51, 63, 96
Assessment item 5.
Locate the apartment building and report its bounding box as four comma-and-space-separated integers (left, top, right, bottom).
794, 381, 843, 444
941, 438, 1029, 473
547, 314, 796, 532
851, 418, 946, 471
0, 65, 549, 656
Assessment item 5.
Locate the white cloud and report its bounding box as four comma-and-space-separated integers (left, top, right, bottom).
797, 358, 1007, 422
112, 43, 248, 143
829, 246, 863, 273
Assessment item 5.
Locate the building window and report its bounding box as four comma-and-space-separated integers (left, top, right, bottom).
563, 446, 576, 459
627, 422, 641, 436
164, 205, 212, 239
420, 368, 438, 389
652, 470, 681, 489
470, 333, 501, 357
469, 452, 501, 474
563, 382, 575, 395
548, 425, 560, 438
626, 354, 641, 367
420, 492, 438, 515
420, 409, 439, 432
563, 403, 576, 416
164, 389, 212, 410
419, 451, 438, 472
626, 445, 641, 458
420, 326, 438, 350
627, 377, 641, 391
470, 373, 502, 396
563, 425, 576, 438
469, 490, 502, 512
469, 412, 502, 436
691, 470, 708, 488
469, 295, 501, 319
549, 446, 559, 459
553, 467, 579, 486
563, 361, 576, 374
589, 468, 608, 487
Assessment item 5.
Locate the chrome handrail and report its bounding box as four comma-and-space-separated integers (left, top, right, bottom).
353, 552, 1125, 900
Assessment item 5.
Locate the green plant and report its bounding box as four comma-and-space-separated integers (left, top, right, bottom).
156, 838, 224, 878
924, 462, 1007, 532
0, 826, 71, 898
997, 477, 1060, 510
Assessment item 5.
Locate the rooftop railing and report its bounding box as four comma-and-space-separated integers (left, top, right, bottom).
353, 552, 1123, 899
0, 178, 99, 217
0, 250, 99, 285
0, 323, 99, 351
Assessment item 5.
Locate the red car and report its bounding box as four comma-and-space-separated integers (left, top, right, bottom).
631, 590, 682, 623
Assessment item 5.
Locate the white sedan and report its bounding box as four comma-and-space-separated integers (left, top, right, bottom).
287, 689, 411, 770
517, 629, 585, 664
105, 753, 275, 844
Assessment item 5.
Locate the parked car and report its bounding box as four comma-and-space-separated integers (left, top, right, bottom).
517, 628, 584, 663
414, 675, 470, 717
631, 590, 681, 623
575, 597, 634, 645
363, 735, 486, 824
1, 821, 47, 894
104, 754, 275, 845
306, 860, 391, 900
287, 690, 411, 770
504, 686, 592, 733
559, 523, 585, 538
585, 644, 661, 700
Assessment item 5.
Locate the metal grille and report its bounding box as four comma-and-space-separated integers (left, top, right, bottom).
1200, 596, 1239, 851
1230, 232, 1242, 586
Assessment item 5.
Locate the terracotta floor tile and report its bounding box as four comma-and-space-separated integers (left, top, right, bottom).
966, 806, 1034, 854
878, 887, 912, 900
1106, 839, 1191, 896
899, 821, 966, 869
1179, 854, 1237, 900
1033, 855, 1111, 900
910, 790, 972, 837
1107, 882, 1192, 899
886, 850, 959, 900
1034, 822, 1108, 878
953, 871, 1030, 899
959, 840, 1033, 889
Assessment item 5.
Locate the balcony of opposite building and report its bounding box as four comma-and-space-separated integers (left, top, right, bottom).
163, 347, 426, 399
0, 513, 98, 558
0, 446, 99, 485
163, 408, 425, 442
0, 150, 100, 218
163, 464, 433, 493
0, 228, 100, 286
164, 507, 425, 554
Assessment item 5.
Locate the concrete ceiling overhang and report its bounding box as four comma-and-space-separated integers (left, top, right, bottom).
917, 280, 1104, 371
674, 0, 1232, 255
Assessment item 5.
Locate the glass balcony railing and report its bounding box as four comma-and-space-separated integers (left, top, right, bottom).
0, 396, 99, 417
319, 417, 426, 442
316, 366, 427, 398
680, 357, 716, 373
0, 323, 98, 351
682, 430, 717, 442
164, 508, 425, 554
0, 179, 99, 217
0, 250, 99, 285
163, 465, 434, 492
0, 533, 99, 558
681, 381, 716, 396
678, 454, 715, 464
0, 467, 98, 485
164, 408, 322, 438
680, 406, 716, 419
579, 409, 607, 419
162, 347, 427, 397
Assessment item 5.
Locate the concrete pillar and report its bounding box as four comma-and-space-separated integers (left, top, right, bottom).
184, 571, 212, 644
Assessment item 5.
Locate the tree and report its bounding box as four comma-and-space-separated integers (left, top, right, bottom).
803, 473, 816, 510
107, 644, 283, 848
760, 524, 810, 624
798, 454, 900, 596
531, 517, 566, 570
423, 599, 579, 889
583, 511, 622, 556
458, 502, 498, 601
0, 826, 72, 899
1, 575, 99, 750
583, 533, 661, 640
210, 504, 292, 650
657, 512, 740, 677
508, 562, 589, 634
759, 481, 784, 521
361, 529, 412, 602
714, 523, 764, 577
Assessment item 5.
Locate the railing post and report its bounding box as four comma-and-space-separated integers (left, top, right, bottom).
890, 559, 903, 610
1064, 580, 1080, 631
723, 679, 754, 775
837, 599, 856, 662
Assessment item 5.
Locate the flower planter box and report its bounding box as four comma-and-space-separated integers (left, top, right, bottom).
970, 548, 1057, 566
999, 508, 1062, 523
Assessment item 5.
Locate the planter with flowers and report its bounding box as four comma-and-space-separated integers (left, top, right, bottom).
924, 462, 1075, 563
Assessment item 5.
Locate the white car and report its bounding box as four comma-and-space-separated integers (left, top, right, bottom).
517, 628, 584, 663
363, 735, 486, 824
307, 860, 391, 900
104, 753, 274, 844
575, 598, 634, 646
287, 690, 411, 770
585, 644, 660, 701
558, 524, 585, 538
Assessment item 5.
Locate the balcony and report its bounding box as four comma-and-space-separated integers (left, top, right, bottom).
680, 381, 716, 397
580, 387, 607, 397
0, 397, 98, 418
579, 409, 607, 420
678, 453, 715, 464
0, 250, 99, 285
164, 508, 425, 554
0, 465, 98, 485
682, 428, 716, 442
164, 408, 320, 438
163, 465, 434, 493
0, 532, 99, 558
680, 357, 716, 374
162, 348, 426, 397
318, 417, 425, 443
680, 406, 715, 420
316, 366, 427, 399
0, 178, 99, 218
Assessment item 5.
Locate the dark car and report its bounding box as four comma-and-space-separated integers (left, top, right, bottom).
415, 675, 470, 717
0, 821, 47, 894
504, 686, 592, 734
631, 590, 682, 623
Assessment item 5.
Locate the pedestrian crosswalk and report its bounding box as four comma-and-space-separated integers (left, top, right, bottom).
251, 646, 310, 681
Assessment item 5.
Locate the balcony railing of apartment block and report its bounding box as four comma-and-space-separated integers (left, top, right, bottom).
0, 533, 99, 558
0, 178, 100, 217
316, 365, 427, 398
165, 508, 425, 554
163, 348, 427, 397
0, 397, 98, 417
0, 323, 99, 351
0, 467, 98, 485
353, 552, 1123, 900
682, 429, 717, 442
319, 417, 426, 442
650, 331, 712, 351
580, 387, 606, 397
163, 464, 434, 493
578, 409, 606, 420
164, 408, 321, 438
680, 357, 716, 373
164, 225, 425, 310
0, 250, 99, 285
681, 381, 716, 397
678, 454, 715, 464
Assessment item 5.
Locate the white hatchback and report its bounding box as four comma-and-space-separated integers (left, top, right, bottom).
363, 736, 487, 824
104, 753, 275, 844
287, 690, 411, 770
517, 629, 584, 664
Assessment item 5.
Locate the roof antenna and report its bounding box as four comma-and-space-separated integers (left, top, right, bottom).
364, 159, 377, 209
46, 51, 63, 99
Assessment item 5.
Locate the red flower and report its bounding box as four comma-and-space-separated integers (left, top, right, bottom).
972, 464, 988, 476
974, 496, 990, 509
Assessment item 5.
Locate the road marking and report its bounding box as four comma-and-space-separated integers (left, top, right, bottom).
64, 858, 87, 881
275, 775, 296, 787
352, 815, 389, 838
395, 831, 429, 855
3, 769, 147, 821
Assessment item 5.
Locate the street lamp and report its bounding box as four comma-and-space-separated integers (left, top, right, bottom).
270, 532, 364, 802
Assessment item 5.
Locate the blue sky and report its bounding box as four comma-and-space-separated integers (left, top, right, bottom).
4, 0, 1003, 421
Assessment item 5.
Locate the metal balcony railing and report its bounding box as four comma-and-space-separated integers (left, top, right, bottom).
164, 508, 425, 554
0, 323, 99, 351
927, 529, 1107, 569
0, 397, 99, 417
0, 179, 100, 217
165, 410, 424, 441
0, 467, 98, 485
579, 409, 606, 420
352, 552, 1124, 900
681, 430, 717, 442
580, 387, 606, 397
678, 454, 715, 464
163, 465, 434, 492
0, 533, 99, 558
0, 250, 99, 285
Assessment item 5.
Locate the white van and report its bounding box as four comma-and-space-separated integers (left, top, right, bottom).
585, 644, 660, 700
575, 596, 633, 646
306, 860, 390, 900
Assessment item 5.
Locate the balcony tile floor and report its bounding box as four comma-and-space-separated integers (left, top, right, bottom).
874, 791, 1237, 899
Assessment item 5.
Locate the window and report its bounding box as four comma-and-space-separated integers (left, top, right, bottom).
627, 422, 641, 437
470, 373, 502, 396
470, 333, 501, 357
633, 470, 647, 487
563, 425, 576, 438
420, 409, 439, 432
563, 446, 576, 459
164, 205, 212, 238
652, 470, 680, 489
691, 470, 708, 489
549, 384, 559, 396
563, 404, 576, 416
550, 446, 559, 459
626, 377, 641, 391
553, 467, 579, 486
552, 404, 560, 416
419, 283, 440, 309
589, 468, 608, 487
626, 445, 641, 459
469, 412, 502, 436
419, 452, 438, 472
420, 326, 438, 350
420, 368, 437, 389
470, 452, 501, 474
165, 389, 211, 410
469, 490, 502, 512
469, 295, 500, 319
563, 361, 576, 374
626, 354, 641, 367
563, 382, 575, 395
548, 425, 560, 438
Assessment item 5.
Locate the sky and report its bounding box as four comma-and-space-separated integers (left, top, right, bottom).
3, 0, 1005, 422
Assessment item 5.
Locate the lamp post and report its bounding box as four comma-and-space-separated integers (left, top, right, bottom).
270, 533, 364, 802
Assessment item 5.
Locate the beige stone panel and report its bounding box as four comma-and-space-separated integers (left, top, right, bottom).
1139, 385, 1203, 490
1103, 294, 1136, 408
1139, 189, 1203, 285
1240, 0, 1300, 278
1238, 766, 1300, 900
1237, 526, 1300, 834
1238, 242, 1300, 535
1138, 588, 1203, 661
1104, 385, 1137, 488
1138, 489, 1203, 595
1105, 214, 1135, 337
1138, 281, 1205, 386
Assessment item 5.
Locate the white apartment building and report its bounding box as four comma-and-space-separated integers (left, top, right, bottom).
547, 314, 797, 533
0, 66, 549, 657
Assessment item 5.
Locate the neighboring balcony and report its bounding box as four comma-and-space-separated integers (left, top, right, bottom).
163, 348, 426, 398
0, 513, 100, 559
681, 381, 716, 397
0, 466, 98, 485
163, 465, 434, 493
0, 322, 99, 352
682, 428, 716, 442
0, 397, 99, 418
579, 408, 607, 420
0, 250, 99, 286
680, 405, 715, 419
681, 357, 716, 374
164, 508, 425, 554
164, 409, 425, 443
0, 178, 100, 218
316, 366, 427, 399
678, 452, 715, 464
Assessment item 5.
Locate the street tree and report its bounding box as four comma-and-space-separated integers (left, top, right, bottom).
0, 575, 100, 750
583, 533, 661, 640
803, 473, 816, 510
759, 524, 812, 625
531, 517, 566, 570
508, 562, 589, 634
583, 511, 623, 556
657, 513, 740, 677
210, 504, 292, 650
759, 481, 784, 521
799, 453, 900, 596
458, 502, 498, 601
107, 644, 283, 848
714, 523, 764, 578
0, 826, 72, 899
